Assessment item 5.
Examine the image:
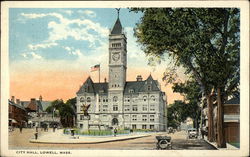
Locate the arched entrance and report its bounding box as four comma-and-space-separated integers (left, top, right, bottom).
112, 118, 118, 126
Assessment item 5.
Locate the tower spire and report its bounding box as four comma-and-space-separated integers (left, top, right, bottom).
116, 8, 120, 18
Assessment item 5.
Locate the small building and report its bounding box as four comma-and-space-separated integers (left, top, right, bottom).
224, 97, 240, 143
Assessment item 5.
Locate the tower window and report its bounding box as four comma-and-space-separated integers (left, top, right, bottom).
113, 96, 118, 102
132, 105, 138, 111
87, 97, 91, 102
151, 95, 155, 101
143, 96, 147, 101
148, 85, 151, 91
129, 89, 134, 93
80, 97, 85, 102
113, 105, 118, 111
112, 43, 121, 48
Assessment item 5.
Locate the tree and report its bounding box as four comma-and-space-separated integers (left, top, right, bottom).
172, 80, 202, 129
131, 8, 240, 147
46, 98, 76, 127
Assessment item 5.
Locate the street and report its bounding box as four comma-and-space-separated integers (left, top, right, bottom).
9, 128, 216, 150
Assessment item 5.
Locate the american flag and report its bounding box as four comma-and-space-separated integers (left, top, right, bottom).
91, 64, 100, 72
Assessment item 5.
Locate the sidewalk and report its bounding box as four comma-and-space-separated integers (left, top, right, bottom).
203, 136, 239, 150
29, 129, 152, 144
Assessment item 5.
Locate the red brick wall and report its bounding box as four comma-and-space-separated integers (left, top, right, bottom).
224, 122, 239, 143
224, 105, 240, 115
9, 104, 27, 126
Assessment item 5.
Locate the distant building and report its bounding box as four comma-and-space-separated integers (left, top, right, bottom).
8, 96, 28, 127
8, 95, 59, 128
201, 96, 240, 144
76, 12, 167, 131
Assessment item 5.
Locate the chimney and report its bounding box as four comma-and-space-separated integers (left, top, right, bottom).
31, 98, 36, 103
39, 95, 42, 102
104, 78, 107, 83
11, 96, 15, 103
16, 99, 20, 105
136, 75, 143, 81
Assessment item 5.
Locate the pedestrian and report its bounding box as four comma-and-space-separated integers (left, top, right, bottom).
114, 128, 117, 137
53, 125, 56, 132
201, 129, 204, 139
36, 126, 38, 132
19, 125, 22, 133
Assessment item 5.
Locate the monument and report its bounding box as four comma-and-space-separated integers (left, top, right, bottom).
81, 104, 90, 131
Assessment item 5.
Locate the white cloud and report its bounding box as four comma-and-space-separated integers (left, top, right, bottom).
20, 13, 48, 19
28, 42, 58, 50
21, 53, 27, 58
21, 52, 43, 60
63, 10, 73, 15
68, 49, 83, 57
63, 46, 72, 51
21, 11, 109, 49
77, 10, 96, 18
30, 52, 43, 60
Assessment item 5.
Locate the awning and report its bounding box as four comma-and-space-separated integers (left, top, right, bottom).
9, 118, 18, 123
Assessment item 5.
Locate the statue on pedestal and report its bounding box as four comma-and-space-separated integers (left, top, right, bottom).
81, 104, 91, 131
82, 104, 90, 117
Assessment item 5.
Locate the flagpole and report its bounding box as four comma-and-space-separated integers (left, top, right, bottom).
99, 64, 100, 83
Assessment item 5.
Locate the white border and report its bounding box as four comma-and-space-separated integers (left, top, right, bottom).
1, 1, 249, 157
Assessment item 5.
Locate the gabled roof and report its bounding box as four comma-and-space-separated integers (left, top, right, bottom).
94, 83, 108, 94
40, 101, 51, 111
225, 97, 240, 105
124, 81, 145, 94
8, 100, 26, 111
138, 74, 160, 92
26, 100, 38, 111
111, 18, 122, 35
77, 75, 161, 95
77, 77, 95, 94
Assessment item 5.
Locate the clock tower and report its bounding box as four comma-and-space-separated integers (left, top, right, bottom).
108, 11, 127, 92
108, 9, 127, 118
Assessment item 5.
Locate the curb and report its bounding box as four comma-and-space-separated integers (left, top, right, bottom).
203, 138, 218, 150
29, 134, 151, 144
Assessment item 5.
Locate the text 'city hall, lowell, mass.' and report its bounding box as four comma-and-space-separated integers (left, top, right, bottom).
76, 12, 167, 131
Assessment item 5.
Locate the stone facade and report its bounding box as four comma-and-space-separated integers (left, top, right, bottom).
76, 15, 167, 131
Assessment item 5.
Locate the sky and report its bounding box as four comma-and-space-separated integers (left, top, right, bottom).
9, 8, 184, 104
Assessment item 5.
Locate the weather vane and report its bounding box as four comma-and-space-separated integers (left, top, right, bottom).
115, 8, 121, 18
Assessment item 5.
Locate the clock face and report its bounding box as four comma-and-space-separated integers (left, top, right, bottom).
112, 53, 120, 61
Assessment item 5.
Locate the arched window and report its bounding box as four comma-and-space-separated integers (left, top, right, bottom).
113, 96, 118, 102
147, 85, 151, 91
80, 97, 85, 102
143, 96, 147, 102
151, 95, 155, 101
87, 97, 91, 102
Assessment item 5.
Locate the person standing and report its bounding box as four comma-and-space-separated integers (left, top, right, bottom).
114, 128, 117, 137
19, 125, 22, 133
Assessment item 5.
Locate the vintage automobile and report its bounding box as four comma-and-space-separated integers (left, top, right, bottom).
167, 127, 175, 134
187, 128, 198, 139
156, 136, 172, 149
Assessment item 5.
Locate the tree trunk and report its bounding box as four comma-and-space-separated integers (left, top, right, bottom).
217, 87, 226, 148
207, 94, 215, 142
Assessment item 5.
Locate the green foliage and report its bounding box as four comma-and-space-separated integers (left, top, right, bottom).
46, 98, 76, 127
167, 80, 202, 127
63, 129, 130, 136
131, 8, 240, 99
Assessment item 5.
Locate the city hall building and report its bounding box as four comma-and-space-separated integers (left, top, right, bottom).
76, 14, 167, 131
